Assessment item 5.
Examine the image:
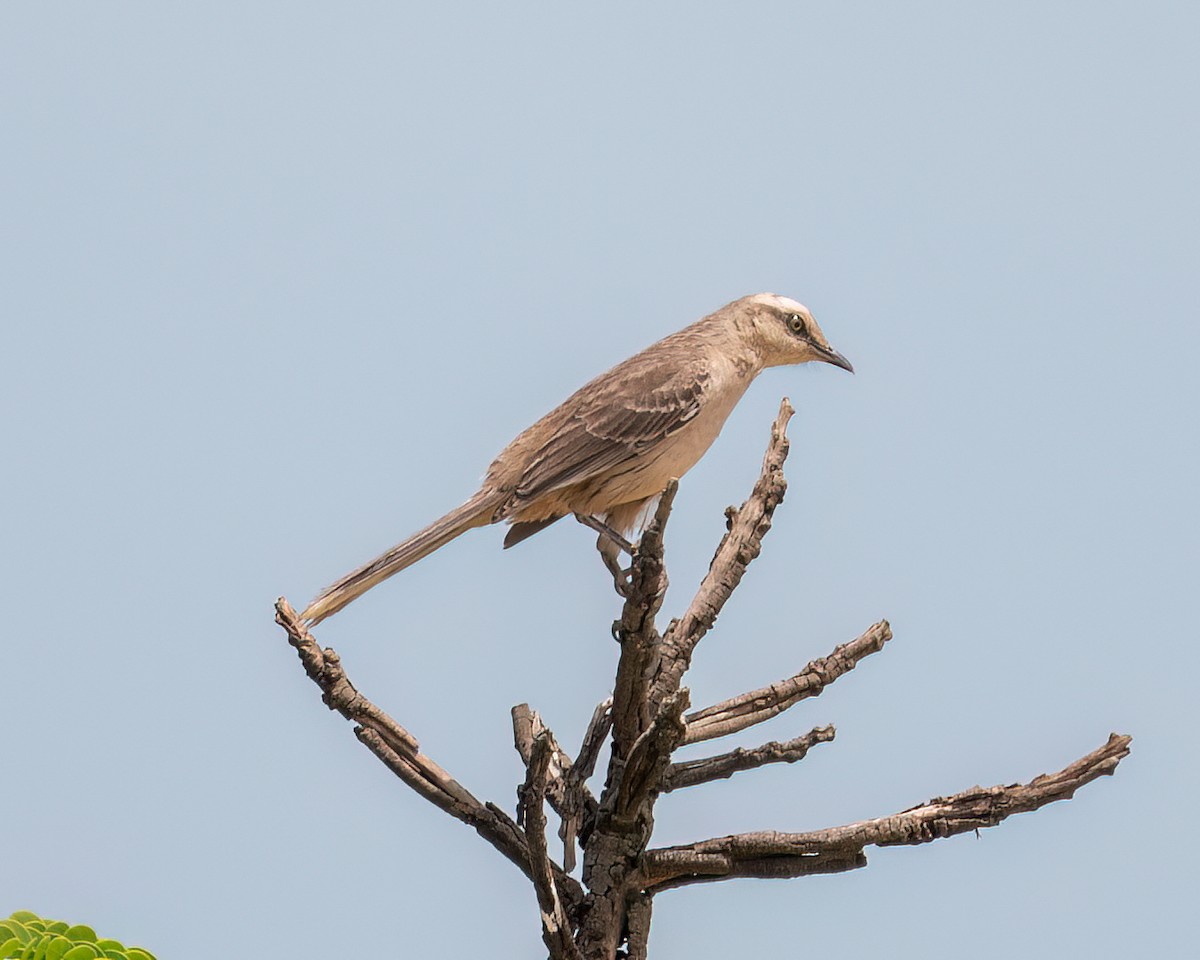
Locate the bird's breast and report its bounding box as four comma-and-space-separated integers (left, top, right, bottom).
581, 365, 754, 509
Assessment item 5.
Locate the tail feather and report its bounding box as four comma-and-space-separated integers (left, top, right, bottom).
301, 490, 499, 625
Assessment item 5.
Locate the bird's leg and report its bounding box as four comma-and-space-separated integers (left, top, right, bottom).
574, 513, 635, 598
573, 513, 636, 556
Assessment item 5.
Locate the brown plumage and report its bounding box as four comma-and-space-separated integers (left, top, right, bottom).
301, 293, 851, 624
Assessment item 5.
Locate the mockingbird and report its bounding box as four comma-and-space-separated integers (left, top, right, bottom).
301, 293, 852, 624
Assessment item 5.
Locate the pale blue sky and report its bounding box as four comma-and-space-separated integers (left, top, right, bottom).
2, 3, 1196, 958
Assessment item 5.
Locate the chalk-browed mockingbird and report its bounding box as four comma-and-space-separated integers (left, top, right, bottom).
301, 293, 852, 624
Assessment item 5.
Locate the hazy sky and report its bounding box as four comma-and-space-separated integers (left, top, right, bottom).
3, 3, 1196, 958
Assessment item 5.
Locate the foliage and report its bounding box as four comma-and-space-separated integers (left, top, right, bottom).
0, 912, 156, 960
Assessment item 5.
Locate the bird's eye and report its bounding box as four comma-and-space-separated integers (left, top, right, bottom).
788, 313, 807, 336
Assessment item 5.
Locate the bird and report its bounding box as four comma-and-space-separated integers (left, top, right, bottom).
300, 293, 852, 625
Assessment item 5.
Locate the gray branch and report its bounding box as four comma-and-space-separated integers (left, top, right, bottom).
568, 698, 613, 852
275, 599, 583, 914
683, 620, 892, 745
512, 703, 599, 872
650, 400, 794, 709
574, 698, 614, 786
663, 725, 836, 793
609, 690, 690, 822
611, 482, 676, 760
625, 894, 653, 960
641, 733, 1132, 892
521, 734, 584, 960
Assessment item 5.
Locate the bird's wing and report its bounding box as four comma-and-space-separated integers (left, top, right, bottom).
509, 356, 711, 503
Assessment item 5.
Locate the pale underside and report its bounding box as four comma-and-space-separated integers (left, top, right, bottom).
489, 345, 756, 536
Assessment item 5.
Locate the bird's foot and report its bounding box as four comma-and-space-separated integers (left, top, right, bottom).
574, 514, 636, 598
599, 536, 633, 598
607, 560, 633, 600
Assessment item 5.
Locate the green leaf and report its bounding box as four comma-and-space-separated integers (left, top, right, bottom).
0, 925, 30, 946
44, 939, 73, 960
0, 920, 147, 960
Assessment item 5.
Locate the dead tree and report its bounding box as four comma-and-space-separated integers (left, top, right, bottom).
275, 398, 1131, 960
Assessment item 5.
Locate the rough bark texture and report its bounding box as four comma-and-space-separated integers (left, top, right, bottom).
276, 398, 1131, 959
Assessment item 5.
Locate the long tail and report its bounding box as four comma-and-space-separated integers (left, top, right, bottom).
301, 489, 500, 625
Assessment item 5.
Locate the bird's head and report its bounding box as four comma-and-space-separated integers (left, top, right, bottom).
737, 293, 853, 373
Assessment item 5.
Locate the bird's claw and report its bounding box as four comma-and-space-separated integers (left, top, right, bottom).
576, 513, 638, 598
592, 525, 638, 600
612, 566, 633, 599
598, 541, 633, 598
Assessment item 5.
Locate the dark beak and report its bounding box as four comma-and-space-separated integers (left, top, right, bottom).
814, 343, 854, 373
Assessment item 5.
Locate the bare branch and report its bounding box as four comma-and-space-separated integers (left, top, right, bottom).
641, 848, 867, 893
521, 735, 584, 960
574, 698, 614, 783
569, 698, 613, 852
511, 703, 538, 764
275, 598, 584, 913
607, 690, 690, 824
683, 620, 891, 745
512, 704, 574, 789
641, 733, 1131, 891
663, 725, 836, 793
650, 400, 794, 707
611, 482, 676, 758
277, 598, 421, 757
512, 704, 600, 872
625, 894, 653, 960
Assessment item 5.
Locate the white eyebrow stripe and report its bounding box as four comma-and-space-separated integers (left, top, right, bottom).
749, 293, 809, 313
